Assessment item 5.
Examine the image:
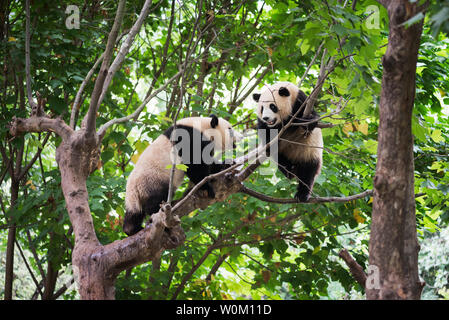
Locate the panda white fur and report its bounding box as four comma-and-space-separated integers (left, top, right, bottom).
124, 115, 241, 236
253, 81, 323, 202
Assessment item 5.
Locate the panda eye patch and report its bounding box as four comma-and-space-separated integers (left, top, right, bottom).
269, 104, 278, 113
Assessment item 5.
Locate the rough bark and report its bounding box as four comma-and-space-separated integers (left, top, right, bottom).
368, 0, 427, 300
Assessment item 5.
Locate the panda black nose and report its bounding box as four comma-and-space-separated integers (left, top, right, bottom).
263, 117, 270, 121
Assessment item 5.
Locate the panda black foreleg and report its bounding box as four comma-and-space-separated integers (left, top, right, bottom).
292, 159, 320, 202
294, 110, 319, 135
302, 111, 320, 134
186, 163, 216, 198
276, 153, 296, 179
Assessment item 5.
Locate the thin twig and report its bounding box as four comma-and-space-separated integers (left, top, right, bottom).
298, 40, 325, 88
70, 53, 104, 129
15, 240, 43, 299
171, 162, 241, 214
17, 132, 51, 181
97, 69, 184, 139
25, 0, 37, 110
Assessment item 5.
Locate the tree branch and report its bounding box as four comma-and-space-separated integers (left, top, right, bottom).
241, 186, 373, 204
303, 36, 348, 117
25, 0, 37, 111
303, 49, 335, 117
83, 0, 126, 137
17, 132, 51, 181
15, 239, 43, 298
298, 40, 325, 89
171, 244, 216, 300
95, 0, 154, 113
9, 116, 73, 141
70, 53, 104, 129
97, 68, 185, 139
339, 249, 367, 288
70, 30, 130, 129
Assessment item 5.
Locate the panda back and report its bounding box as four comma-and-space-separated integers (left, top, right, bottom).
126, 135, 185, 200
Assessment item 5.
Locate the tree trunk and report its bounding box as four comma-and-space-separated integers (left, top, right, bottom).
367, 0, 427, 300
4, 182, 18, 300
55, 131, 116, 299
4, 185, 19, 300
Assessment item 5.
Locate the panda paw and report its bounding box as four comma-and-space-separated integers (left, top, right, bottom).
295, 191, 310, 202
199, 184, 216, 198
301, 114, 319, 133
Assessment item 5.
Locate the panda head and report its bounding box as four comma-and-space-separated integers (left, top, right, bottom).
253, 82, 306, 127
207, 114, 243, 151
178, 115, 242, 152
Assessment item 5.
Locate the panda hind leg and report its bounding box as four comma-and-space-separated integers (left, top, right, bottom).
123, 210, 145, 236
293, 159, 320, 202
123, 185, 169, 236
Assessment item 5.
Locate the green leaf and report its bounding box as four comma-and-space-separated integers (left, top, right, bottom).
176, 164, 188, 172
412, 117, 427, 142
401, 12, 424, 28
364, 139, 378, 154
430, 129, 444, 143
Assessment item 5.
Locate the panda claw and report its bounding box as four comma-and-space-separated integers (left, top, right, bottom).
295, 192, 310, 203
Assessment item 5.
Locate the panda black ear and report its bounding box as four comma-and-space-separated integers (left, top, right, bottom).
252, 93, 261, 102
210, 114, 219, 128
279, 87, 290, 97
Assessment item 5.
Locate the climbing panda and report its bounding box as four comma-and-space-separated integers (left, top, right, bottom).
123, 115, 241, 236
253, 81, 323, 202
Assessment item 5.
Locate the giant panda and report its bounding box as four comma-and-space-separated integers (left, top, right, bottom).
123, 115, 241, 236
253, 81, 323, 202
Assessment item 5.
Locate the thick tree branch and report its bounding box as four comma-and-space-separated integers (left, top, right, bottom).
70, 30, 130, 129
9, 116, 73, 141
